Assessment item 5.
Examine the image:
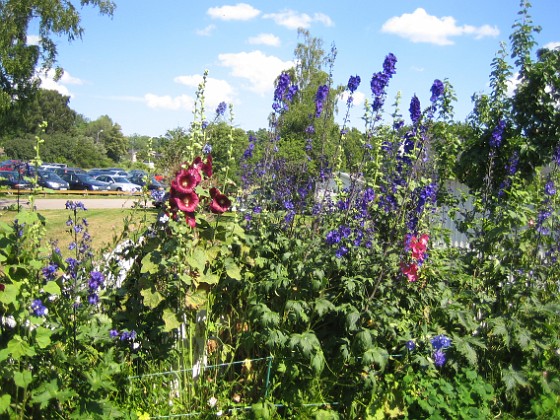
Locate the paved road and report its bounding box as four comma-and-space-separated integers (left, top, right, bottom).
1, 197, 146, 210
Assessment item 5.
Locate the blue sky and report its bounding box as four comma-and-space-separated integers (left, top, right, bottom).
34, 1, 560, 137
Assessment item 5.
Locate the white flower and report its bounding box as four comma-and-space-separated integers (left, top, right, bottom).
159, 213, 170, 224
208, 396, 218, 408
1, 315, 16, 328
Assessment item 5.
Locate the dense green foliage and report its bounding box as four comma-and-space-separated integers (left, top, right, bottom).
1, 1, 559, 418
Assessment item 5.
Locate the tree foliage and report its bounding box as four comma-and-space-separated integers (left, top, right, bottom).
0, 0, 115, 111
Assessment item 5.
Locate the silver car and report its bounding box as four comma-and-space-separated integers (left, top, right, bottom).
93, 175, 141, 192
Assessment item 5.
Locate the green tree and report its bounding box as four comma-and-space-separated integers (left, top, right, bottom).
0, 88, 77, 135
126, 133, 152, 163
204, 121, 247, 187
456, 1, 557, 190
274, 29, 344, 176
79, 115, 127, 163
0, 0, 115, 110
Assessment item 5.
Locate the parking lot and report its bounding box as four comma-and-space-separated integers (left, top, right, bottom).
1, 197, 143, 210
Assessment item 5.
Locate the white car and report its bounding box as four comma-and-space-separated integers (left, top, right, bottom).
94, 175, 141, 192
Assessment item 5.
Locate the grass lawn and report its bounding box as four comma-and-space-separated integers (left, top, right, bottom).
0, 207, 158, 258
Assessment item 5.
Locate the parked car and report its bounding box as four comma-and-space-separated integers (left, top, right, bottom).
0, 171, 33, 189
53, 167, 87, 177
37, 170, 69, 190
93, 175, 141, 192
61, 173, 110, 191
129, 174, 165, 191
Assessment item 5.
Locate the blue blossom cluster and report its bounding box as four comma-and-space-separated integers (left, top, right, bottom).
202, 143, 212, 154
404, 334, 451, 367
544, 179, 556, 196
42, 263, 58, 281
323, 186, 376, 257
215, 101, 227, 117
150, 189, 166, 203
498, 151, 520, 197
12, 219, 24, 238
405, 340, 416, 351
430, 79, 444, 103
370, 53, 397, 113
110, 329, 137, 342
489, 120, 506, 148
347, 75, 361, 94
407, 183, 437, 232
88, 270, 105, 305
430, 334, 452, 367
30, 298, 48, 317
554, 146, 560, 166
243, 135, 257, 160
272, 72, 298, 112
346, 75, 361, 105
409, 95, 421, 125
65, 200, 87, 211
315, 85, 329, 118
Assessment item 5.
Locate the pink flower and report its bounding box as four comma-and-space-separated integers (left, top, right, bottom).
171, 191, 199, 213
409, 234, 429, 261
400, 262, 419, 282
209, 187, 231, 214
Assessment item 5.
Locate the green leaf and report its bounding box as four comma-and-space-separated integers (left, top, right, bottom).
225, 258, 241, 280
34, 326, 52, 349
43, 281, 60, 296
186, 248, 207, 273
140, 252, 160, 274
0, 394, 11, 414
7, 335, 36, 360
199, 272, 220, 285
140, 288, 164, 309
185, 289, 208, 310
502, 365, 528, 391
0, 282, 20, 305
162, 308, 181, 332
13, 370, 33, 388
31, 380, 76, 409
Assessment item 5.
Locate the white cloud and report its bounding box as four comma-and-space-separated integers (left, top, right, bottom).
173, 74, 235, 108
248, 33, 281, 47
263, 9, 334, 30
381, 8, 499, 46
507, 72, 521, 97
38, 69, 83, 97
27, 35, 40, 45
339, 90, 366, 108
217, 50, 294, 95
544, 41, 560, 50
196, 24, 216, 36
144, 93, 194, 111
313, 13, 334, 27
207, 3, 260, 21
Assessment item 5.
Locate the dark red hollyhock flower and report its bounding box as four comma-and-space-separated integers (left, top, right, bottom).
202, 154, 213, 177
0, 283, 5, 292
170, 191, 199, 213
193, 155, 213, 178
184, 212, 196, 228
172, 167, 201, 194
209, 187, 231, 214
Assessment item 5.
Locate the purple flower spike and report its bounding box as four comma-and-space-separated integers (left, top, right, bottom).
409, 95, 421, 124
430, 79, 444, 102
